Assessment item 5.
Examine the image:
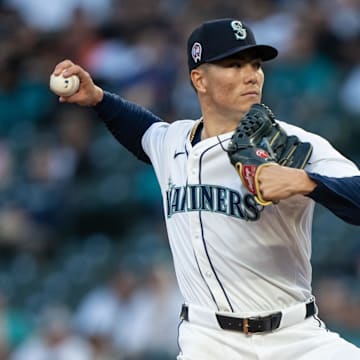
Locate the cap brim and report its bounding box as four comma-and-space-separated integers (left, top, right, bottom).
206, 44, 278, 62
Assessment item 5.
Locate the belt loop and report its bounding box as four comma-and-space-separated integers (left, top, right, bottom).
180, 304, 189, 321
305, 300, 316, 318
271, 312, 282, 329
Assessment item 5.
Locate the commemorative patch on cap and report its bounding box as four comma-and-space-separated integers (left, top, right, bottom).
191, 42, 202, 63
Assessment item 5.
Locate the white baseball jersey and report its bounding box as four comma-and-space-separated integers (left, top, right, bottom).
141, 118, 360, 315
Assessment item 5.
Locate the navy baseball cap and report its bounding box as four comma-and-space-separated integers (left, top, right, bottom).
187, 18, 278, 71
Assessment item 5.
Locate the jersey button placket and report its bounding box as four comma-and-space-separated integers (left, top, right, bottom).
187, 147, 232, 312
205, 270, 212, 278
188, 147, 199, 183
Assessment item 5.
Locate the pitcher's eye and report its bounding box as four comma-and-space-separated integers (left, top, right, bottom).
224, 60, 246, 68
252, 60, 262, 69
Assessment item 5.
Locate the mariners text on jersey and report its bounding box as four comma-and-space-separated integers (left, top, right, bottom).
165, 181, 261, 221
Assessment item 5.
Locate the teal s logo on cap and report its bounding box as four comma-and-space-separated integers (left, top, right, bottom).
231, 20, 247, 40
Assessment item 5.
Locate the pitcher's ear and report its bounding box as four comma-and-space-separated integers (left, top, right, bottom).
190, 67, 208, 94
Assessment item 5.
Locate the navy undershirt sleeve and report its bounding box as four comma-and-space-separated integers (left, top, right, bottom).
93, 91, 163, 163
306, 173, 360, 225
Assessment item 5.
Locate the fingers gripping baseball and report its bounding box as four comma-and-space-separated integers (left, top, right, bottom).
50, 59, 103, 106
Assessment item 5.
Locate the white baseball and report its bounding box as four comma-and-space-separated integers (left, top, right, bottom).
49, 73, 80, 97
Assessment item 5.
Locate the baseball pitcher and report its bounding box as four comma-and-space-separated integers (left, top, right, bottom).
51, 18, 360, 360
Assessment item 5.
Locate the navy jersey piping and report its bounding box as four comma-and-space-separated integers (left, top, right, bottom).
197, 138, 235, 312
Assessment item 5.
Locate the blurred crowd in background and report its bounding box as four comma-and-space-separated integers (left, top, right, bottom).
0, 0, 359, 358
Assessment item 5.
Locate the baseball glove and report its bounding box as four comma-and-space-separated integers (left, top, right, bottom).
227, 104, 313, 206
